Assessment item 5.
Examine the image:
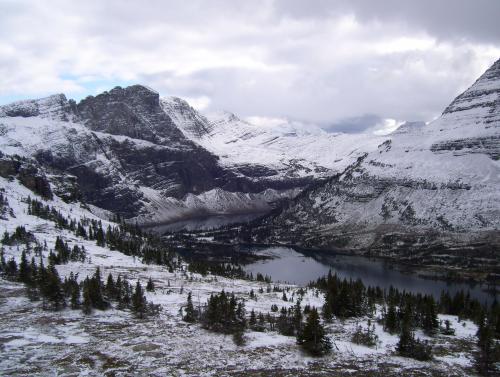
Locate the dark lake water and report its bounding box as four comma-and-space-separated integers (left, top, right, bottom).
146, 212, 265, 233
244, 247, 498, 305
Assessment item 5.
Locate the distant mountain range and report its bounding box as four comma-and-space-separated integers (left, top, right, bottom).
0, 58, 498, 260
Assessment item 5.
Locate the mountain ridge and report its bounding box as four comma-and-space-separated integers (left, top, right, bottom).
247, 59, 499, 263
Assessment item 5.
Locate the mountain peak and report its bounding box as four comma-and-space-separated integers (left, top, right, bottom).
75, 85, 188, 143
0, 93, 70, 120
442, 57, 500, 121
159, 96, 212, 139
205, 110, 242, 125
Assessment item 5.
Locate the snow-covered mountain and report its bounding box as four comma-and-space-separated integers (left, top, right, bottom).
160, 96, 385, 179
255, 59, 500, 258
1, 58, 498, 250
0, 86, 317, 225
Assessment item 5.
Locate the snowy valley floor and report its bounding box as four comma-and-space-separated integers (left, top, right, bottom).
0, 264, 480, 376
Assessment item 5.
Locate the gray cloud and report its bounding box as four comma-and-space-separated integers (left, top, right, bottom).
0, 0, 499, 132
272, 0, 500, 44
326, 114, 384, 133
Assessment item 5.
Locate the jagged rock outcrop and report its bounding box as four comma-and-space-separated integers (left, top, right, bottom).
76, 86, 188, 144
0, 153, 52, 199
0, 94, 75, 121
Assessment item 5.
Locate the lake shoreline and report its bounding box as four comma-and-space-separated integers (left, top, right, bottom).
173, 238, 499, 291
241, 245, 498, 304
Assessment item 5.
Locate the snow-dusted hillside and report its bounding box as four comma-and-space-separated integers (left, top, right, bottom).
0, 174, 483, 376
258, 59, 500, 258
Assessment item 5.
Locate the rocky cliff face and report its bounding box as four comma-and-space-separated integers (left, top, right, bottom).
0, 85, 313, 223
255, 59, 500, 259
76, 85, 188, 144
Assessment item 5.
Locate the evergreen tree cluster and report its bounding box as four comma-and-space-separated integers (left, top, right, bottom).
27, 196, 177, 268
395, 305, 433, 361
201, 290, 246, 335
351, 320, 379, 348
312, 270, 500, 362
0, 254, 158, 318
182, 290, 331, 354
28, 197, 72, 229
187, 260, 262, 281
1, 226, 35, 246
48, 236, 86, 264
439, 290, 487, 323
382, 288, 439, 337
276, 301, 304, 336
1, 249, 66, 310
316, 272, 374, 320
255, 272, 272, 283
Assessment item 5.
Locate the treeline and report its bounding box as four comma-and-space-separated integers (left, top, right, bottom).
0, 250, 159, 318
187, 260, 271, 283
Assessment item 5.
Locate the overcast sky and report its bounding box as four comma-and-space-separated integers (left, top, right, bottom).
1, 0, 499, 133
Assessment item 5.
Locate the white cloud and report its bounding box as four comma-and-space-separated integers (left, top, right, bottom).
372, 119, 403, 135
244, 116, 288, 128
183, 96, 211, 111
0, 0, 499, 132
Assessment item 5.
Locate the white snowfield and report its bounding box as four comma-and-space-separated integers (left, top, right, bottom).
0, 177, 480, 376
161, 96, 385, 178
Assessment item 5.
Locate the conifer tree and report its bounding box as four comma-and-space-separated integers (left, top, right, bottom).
282, 292, 288, 301
249, 309, 257, 327
475, 317, 500, 375
106, 273, 116, 299
183, 292, 196, 323
82, 280, 92, 314
146, 277, 155, 292
293, 300, 303, 334
70, 282, 80, 309
18, 249, 31, 284
423, 297, 439, 335
384, 301, 399, 334
5, 257, 17, 279
95, 222, 105, 247
89, 268, 107, 310
0, 247, 6, 271
42, 262, 65, 310
132, 280, 147, 318
297, 308, 332, 356
26, 257, 39, 301
397, 311, 414, 356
